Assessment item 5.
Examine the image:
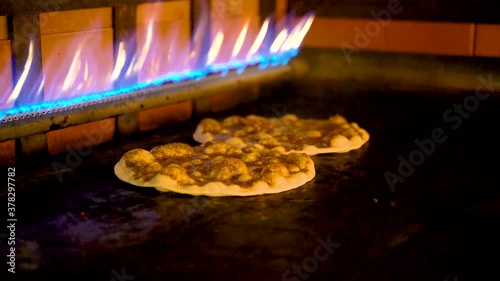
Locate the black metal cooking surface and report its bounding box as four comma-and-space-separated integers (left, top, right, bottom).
2, 81, 499, 281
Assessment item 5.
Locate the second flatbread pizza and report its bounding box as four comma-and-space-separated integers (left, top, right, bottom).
114, 142, 315, 196
193, 114, 369, 155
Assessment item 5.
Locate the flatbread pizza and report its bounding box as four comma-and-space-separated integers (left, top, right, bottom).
193, 114, 369, 155
114, 142, 315, 196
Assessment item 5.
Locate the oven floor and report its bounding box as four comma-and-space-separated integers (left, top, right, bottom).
4, 82, 500, 281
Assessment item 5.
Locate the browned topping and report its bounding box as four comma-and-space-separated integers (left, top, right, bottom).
240, 152, 260, 163
258, 136, 281, 147
160, 165, 195, 185
283, 153, 312, 170
200, 118, 222, 133
306, 130, 322, 138
222, 116, 244, 127
237, 174, 253, 182
264, 150, 283, 158
263, 163, 289, 177
124, 149, 156, 167
245, 114, 270, 125
242, 145, 262, 153
260, 161, 294, 185
329, 115, 347, 124
254, 132, 273, 140
199, 114, 367, 151
191, 159, 203, 165
122, 141, 313, 188
203, 142, 241, 156
209, 158, 250, 181
282, 114, 299, 121
286, 164, 300, 173
135, 162, 162, 181
233, 130, 247, 137
151, 143, 194, 159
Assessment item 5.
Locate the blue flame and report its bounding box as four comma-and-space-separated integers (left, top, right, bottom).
0, 50, 299, 120
0, 8, 316, 121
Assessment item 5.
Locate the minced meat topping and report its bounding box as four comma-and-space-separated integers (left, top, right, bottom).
200, 114, 365, 150
122, 142, 312, 187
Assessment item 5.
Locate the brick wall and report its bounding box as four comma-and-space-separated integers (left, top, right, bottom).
303, 18, 477, 56
0, 16, 13, 110
289, 0, 500, 58
40, 8, 114, 101
475, 24, 500, 57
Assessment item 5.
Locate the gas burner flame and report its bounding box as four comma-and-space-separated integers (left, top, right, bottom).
0, 11, 315, 120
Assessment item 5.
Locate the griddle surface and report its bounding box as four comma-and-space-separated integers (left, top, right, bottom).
3, 83, 499, 281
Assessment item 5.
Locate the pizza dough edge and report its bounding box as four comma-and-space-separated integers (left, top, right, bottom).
285, 128, 371, 155
114, 160, 158, 188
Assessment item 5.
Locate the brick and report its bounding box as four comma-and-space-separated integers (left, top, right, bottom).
40, 8, 112, 36
40, 28, 114, 101
136, 1, 191, 82
12, 13, 44, 106
194, 85, 259, 114
46, 118, 115, 155
117, 112, 139, 136
114, 4, 138, 86
0, 16, 7, 40
275, 0, 288, 22
136, 21, 191, 81
475, 24, 500, 57
194, 96, 213, 115
0, 40, 13, 110
385, 21, 474, 56
138, 101, 193, 132
210, 0, 259, 20
303, 17, 387, 51
211, 16, 260, 63
210, 91, 252, 112
137, 1, 190, 23
21, 133, 47, 157
212, 86, 259, 112
208, 0, 260, 64
38, 8, 113, 102
0, 140, 16, 166
303, 18, 474, 56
